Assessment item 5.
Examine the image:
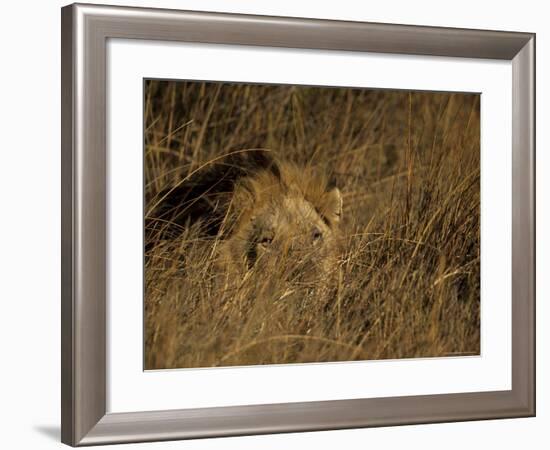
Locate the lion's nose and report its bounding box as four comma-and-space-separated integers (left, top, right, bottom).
281, 237, 308, 255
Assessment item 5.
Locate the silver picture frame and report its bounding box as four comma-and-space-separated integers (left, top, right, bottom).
61, 3, 535, 446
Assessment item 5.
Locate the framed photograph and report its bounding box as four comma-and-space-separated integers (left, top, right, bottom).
61, 3, 535, 446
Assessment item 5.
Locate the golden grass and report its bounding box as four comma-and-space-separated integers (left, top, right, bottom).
144, 80, 480, 369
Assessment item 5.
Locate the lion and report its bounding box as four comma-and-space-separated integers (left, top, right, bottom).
146, 151, 343, 286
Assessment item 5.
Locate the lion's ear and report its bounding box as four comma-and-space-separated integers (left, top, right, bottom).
324, 187, 343, 225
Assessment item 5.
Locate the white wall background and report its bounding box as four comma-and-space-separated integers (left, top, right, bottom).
0, 0, 546, 448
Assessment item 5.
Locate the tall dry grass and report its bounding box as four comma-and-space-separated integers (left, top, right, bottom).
144, 80, 480, 369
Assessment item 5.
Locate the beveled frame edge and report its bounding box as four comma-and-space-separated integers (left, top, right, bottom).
60, 3, 535, 446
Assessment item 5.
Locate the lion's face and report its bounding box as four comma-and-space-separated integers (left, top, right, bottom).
218, 167, 343, 285
245, 194, 340, 274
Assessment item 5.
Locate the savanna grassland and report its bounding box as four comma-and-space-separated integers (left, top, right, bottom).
144, 80, 480, 370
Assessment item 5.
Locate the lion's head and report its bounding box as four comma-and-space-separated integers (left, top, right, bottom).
217, 161, 343, 284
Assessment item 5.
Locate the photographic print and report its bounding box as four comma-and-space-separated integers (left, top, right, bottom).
144, 80, 480, 370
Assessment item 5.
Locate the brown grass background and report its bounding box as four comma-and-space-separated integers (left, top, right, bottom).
144, 79, 480, 370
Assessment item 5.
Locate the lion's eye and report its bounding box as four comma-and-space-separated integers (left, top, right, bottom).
312, 229, 323, 241
258, 236, 273, 246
